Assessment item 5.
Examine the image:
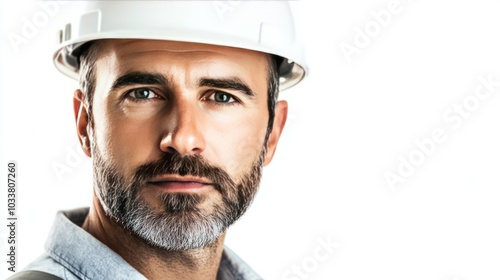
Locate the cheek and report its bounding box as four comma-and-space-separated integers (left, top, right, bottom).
92, 101, 164, 178
207, 111, 268, 176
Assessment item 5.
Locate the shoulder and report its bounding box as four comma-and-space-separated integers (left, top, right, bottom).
218, 247, 263, 280
6, 270, 63, 280
8, 253, 79, 280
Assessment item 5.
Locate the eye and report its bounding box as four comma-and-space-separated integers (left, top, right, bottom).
207, 91, 237, 104
126, 88, 160, 101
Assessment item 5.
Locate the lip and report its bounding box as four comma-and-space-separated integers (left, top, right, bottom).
148, 175, 213, 192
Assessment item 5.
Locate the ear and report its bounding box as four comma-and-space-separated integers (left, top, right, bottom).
264, 100, 288, 166
74, 89, 92, 157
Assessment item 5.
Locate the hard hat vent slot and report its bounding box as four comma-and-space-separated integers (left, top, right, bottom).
64, 24, 71, 42
57, 30, 63, 44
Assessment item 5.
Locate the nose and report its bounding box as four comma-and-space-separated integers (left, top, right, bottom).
159, 100, 206, 156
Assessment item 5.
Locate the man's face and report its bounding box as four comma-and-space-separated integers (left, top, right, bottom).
75, 40, 286, 250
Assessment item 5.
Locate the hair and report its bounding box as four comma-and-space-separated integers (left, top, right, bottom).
78, 42, 101, 126
78, 41, 280, 138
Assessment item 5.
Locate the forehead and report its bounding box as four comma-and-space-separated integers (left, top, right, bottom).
90, 39, 270, 90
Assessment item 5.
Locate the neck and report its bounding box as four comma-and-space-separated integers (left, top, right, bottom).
82, 195, 225, 280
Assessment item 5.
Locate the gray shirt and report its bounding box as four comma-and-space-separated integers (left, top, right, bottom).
21, 208, 262, 280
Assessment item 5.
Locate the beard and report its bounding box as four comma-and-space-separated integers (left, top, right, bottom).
92, 146, 265, 251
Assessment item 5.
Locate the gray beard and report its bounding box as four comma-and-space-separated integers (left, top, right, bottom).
92, 147, 265, 250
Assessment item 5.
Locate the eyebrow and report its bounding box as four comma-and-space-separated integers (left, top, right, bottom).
111, 72, 168, 90
199, 77, 255, 97
111, 72, 255, 97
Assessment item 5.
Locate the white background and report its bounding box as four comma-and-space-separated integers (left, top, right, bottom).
1, 1, 500, 279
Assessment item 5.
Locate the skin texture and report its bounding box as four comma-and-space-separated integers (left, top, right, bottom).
73, 39, 288, 280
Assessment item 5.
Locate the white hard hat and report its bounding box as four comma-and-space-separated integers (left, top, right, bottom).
54, 1, 307, 91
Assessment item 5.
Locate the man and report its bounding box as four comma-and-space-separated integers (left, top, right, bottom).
8, 1, 306, 279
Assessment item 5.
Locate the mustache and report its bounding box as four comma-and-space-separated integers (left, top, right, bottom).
130, 153, 236, 195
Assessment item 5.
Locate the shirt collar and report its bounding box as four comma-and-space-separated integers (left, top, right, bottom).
46, 208, 147, 280
45, 208, 261, 280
